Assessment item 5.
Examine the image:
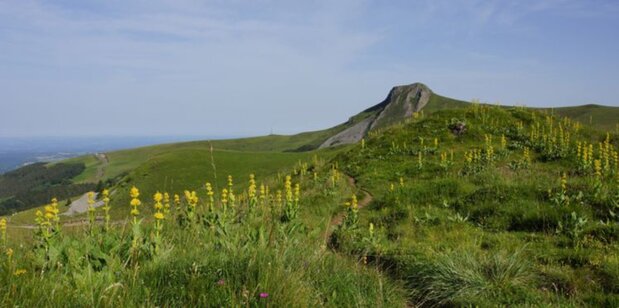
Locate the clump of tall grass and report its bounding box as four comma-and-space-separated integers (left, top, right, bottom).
406, 248, 534, 306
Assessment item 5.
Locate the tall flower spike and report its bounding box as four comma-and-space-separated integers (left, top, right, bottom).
129, 186, 141, 223
0, 218, 7, 246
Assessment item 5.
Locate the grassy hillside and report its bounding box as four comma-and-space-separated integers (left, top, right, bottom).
0, 162, 95, 215
64, 130, 348, 185
423, 93, 469, 113
329, 104, 619, 306
542, 104, 619, 131
102, 148, 316, 221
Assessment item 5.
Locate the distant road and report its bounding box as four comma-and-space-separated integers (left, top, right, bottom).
61, 192, 104, 216
94, 153, 109, 180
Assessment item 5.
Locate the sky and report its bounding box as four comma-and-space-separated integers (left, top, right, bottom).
0, 0, 618, 138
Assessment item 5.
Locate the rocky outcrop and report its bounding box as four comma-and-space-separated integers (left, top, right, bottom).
319, 115, 376, 148
369, 83, 432, 130
318, 83, 433, 148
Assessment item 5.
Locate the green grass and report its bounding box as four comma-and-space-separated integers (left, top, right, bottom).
66, 132, 347, 185
64, 155, 100, 183
105, 148, 312, 219
330, 105, 619, 306
3, 198, 72, 225
0, 157, 407, 307
543, 104, 619, 131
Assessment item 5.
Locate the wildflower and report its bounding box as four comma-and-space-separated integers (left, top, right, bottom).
205, 182, 214, 197
205, 183, 215, 212
13, 269, 26, 276
217, 279, 225, 286
163, 192, 170, 214
102, 189, 111, 226
153, 191, 165, 220
44, 199, 59, 225
35, 210, 43, 226
248, 174, 257, 204
594, 159, 602, 179
260, 293, 269, 298
153, 191, 163, 203
259, 183, 266, 206
285, 175, 293, 203
154, 191, 164, 210
129, 186, 141, 223
282, 175, 300, 221
343, 194, 359, 228
87, 192, 96, 227
275, 190, 282, 208
221, 189, 228, 206
227, 175, 234, 194
87, 191, 95, 205
174, 193, 181, 211
130, 186, 140, 198
0, 218, 6, 246
6, 248, 13, 258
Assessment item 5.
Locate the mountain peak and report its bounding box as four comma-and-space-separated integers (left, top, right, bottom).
319, 82, 434, 148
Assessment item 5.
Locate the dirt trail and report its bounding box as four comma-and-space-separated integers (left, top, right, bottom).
325, 175, 373, 240
95, 153, 109, 180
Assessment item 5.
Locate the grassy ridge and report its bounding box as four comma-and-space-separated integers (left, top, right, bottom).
105, 148, 314, 220
67, 134, 343, 184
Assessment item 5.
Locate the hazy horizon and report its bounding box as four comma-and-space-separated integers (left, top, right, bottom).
1, 0, 618, 138
0, 134, 243, 173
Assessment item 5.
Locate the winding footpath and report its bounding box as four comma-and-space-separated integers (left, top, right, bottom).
94, 153, 109, 180
325, 174, 373, 241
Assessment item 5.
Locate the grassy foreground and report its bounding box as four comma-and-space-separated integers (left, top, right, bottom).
0, 158, 407, 306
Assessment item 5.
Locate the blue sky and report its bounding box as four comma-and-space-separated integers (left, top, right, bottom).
0, 0, 618, 137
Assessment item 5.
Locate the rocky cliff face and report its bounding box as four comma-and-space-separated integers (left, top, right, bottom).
319, 83, 432, 148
